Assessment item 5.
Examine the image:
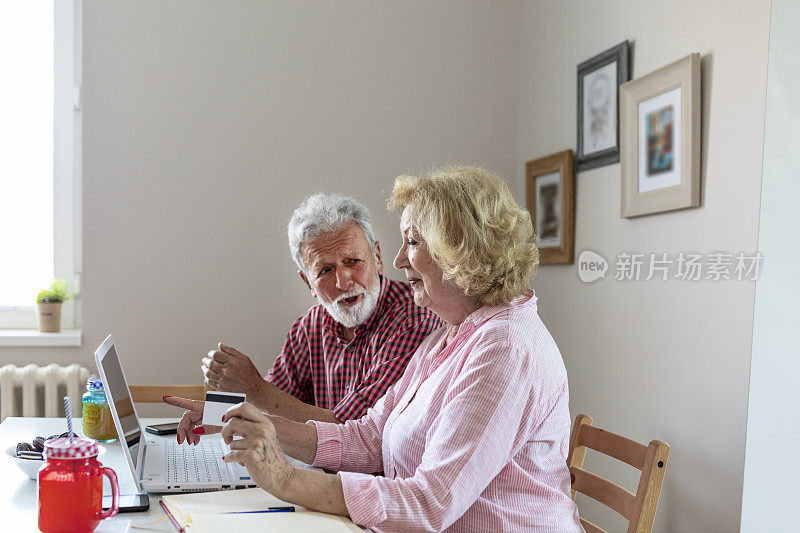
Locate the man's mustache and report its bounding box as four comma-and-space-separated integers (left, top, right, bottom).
334, 290, 365, 305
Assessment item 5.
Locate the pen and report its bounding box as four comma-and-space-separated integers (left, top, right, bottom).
225, 506, 296, 514
159, 500, 186, 532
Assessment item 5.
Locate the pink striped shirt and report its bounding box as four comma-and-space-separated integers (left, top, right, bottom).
311, 291, 583, 532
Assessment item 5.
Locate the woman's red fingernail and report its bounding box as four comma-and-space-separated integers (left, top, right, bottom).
192, 427, 205, 435
222, 455, 226, 460
162, 395, 172, 399
221, 415, 225, 422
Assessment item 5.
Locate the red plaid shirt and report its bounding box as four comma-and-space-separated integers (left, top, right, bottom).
266, 276, 443, 420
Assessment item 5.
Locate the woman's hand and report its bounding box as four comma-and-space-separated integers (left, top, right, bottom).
162, 396, 220, 445
221, 402, 296, 496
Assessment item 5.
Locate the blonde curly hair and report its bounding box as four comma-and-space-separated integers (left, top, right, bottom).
388, 166, 538, 306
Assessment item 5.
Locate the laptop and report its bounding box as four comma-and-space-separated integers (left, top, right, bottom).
94, 334, 257, 493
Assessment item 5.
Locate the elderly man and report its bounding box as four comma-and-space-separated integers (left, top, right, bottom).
165, 193, 442, 437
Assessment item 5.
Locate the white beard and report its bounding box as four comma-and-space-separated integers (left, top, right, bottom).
321, 280, 380, 329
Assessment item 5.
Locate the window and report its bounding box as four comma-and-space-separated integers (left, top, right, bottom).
0, 1, 81, 330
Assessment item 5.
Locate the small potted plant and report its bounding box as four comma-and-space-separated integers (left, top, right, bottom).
35, 279, 72, 332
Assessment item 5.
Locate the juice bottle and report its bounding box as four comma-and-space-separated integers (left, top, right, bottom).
82, 377, 118, 442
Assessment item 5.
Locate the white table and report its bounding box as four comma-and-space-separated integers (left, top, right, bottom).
1, 417, 344, 532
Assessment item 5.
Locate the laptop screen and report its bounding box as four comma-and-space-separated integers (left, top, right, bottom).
95, 337, 142, 475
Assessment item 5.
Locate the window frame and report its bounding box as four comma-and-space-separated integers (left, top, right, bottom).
0, 0, 82, 330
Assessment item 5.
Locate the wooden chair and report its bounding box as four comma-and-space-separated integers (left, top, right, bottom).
567, 414, 669, 533
129, 385, 206, 402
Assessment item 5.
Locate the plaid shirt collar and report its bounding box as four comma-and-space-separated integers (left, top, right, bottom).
321, 275, 390, 341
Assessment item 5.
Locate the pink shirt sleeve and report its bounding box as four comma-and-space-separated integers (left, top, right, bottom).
309, 375, 399, 474
338, 341, 547, 532
309, 334, 430, 473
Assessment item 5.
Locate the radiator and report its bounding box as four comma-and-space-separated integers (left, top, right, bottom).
0, 363, 90, 421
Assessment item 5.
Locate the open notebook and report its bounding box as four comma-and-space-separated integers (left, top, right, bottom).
161, 488, 362, 532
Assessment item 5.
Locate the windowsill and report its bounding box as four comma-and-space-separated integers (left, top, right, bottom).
0, 329, 82, 347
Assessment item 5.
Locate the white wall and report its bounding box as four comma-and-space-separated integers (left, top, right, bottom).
740, 0, 800, 529
514, 1, 770, 531
0, 1, 522, 415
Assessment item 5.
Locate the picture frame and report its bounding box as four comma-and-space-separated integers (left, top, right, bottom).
620, 53, 701, 218
525, 150, 575, 264
576, 41, 631, 171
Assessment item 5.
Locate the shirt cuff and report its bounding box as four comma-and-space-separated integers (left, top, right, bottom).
339, 471, 388, 528
308, 420, 343, 471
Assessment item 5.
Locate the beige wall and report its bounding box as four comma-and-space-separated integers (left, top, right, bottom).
515, 1, 770, 531
0, 1, 522, 414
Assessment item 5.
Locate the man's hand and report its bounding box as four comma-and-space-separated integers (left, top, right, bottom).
202, 343, 265, 395
221, 402, 295, 496
202, 342, 340, 424
162, 396, 221, 445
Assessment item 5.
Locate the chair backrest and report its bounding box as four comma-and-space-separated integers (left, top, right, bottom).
129, 384, 205, 402
566, 414, 669, 533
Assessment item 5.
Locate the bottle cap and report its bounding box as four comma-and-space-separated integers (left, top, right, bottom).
87, 377, 104, 391
43, 437, 99, 460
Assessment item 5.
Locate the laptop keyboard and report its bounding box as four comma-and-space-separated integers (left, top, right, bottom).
166, 439, 232, 483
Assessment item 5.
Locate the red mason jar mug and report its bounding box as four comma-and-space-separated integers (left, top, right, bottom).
38, 437, 120, 533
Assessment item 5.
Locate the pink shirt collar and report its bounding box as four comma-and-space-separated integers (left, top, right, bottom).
460, 289, 538, 330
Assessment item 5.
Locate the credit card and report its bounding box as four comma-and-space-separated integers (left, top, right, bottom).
202, 391, 246, 426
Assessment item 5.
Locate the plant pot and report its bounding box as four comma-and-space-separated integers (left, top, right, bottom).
36, 302, 62, 332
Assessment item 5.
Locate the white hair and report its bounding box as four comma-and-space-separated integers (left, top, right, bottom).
287, 193, 377, 271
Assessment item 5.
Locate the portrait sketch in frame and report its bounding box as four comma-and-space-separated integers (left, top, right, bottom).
620, 53, 701, 217
525, 150, 574, 264
576, 41, 631, 171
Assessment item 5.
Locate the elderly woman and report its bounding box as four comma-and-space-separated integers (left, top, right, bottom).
202, 167, 582, 531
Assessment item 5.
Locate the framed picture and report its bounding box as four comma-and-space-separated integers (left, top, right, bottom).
620, 53, 701, 217
525, 150, 574, 264
576, 41, 631, 171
